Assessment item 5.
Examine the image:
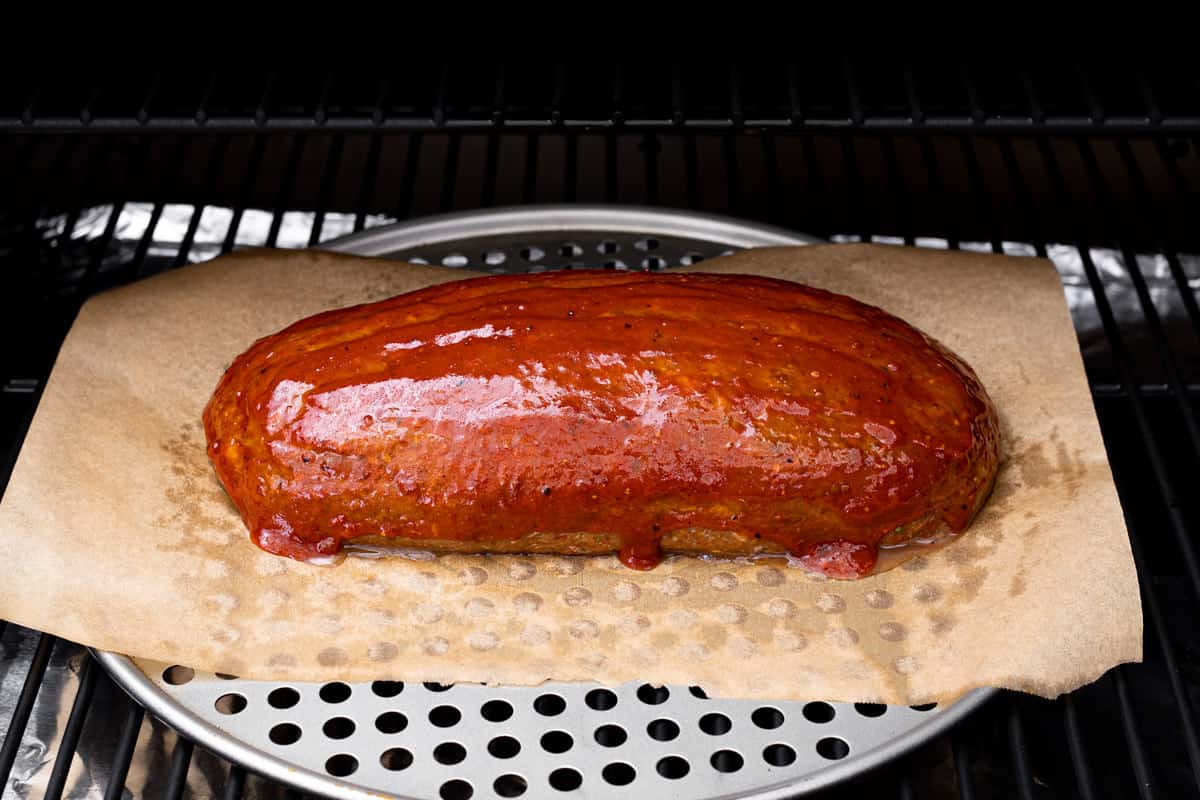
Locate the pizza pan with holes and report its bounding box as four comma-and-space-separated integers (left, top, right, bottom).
98, 206, 992, 800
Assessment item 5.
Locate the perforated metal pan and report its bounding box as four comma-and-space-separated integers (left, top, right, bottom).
99, 206, 993, 800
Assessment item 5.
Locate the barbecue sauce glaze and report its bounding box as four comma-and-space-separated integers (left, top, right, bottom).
204, 271, 999, 578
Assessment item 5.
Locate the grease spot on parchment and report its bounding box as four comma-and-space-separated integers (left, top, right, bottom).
952, 566, 988, 603
1007, 523, 1040, 598
569, 620, 600, 639
611, 581, 640, 603
774, 631, 807, 652
513, 592, 543, 612
210, 627, 240, 645
318, 647, 348, 667
866, 590, 894, 609
157, 425, 242, 551
469, 631, 500, 651
816, 593, 846, 613
660, 577, 690, 597
945, 539, 995, 566
421, 637, 450, 656
710, 572, 738, 591
913, 584, 941, 603
929, 613, 957, 635
365, 608, 395, 627
827, 628, 859, 647
465, 598, 495, 617
756, 567, 785, 587
259, 588, 289, 612
1016, 439, 1052, 488
552, 557, 585, 576
563, 587, 592, 607
458, 566, 488, 586
507, 561, 536, 581
413, 603, 445, 624
1056, 441, 1087, 499
268, 654, 296, 668
202, 593, 238, 616
893, 656, 919, 675
404, 571, 439, 593
878, 622, 907, 642
901, 556, 928, 572
369, 642, 399, 662
717, 604, 749, 624
766, 598, 798, 619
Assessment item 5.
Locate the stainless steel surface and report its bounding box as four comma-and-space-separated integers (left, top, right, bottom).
99, 653, 982, 800
84, 205, 993, 800
0, 634, 236, 800
319, 206, 818, 260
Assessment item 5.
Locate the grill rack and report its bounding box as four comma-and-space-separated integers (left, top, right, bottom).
1, 27, 1199, 797
4, 20, 1200, 133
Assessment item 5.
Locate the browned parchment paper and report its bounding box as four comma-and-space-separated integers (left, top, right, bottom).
0, 244, 1142, 703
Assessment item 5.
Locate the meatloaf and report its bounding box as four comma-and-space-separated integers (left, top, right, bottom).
203, 269, 999, 578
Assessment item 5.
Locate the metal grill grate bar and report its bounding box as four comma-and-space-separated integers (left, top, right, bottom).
1063, 694, 1098, 800
952, 735, 977, 800
0, 634, 57, 787
264, 136, 308, 248
1112, 669, 1155, 799
131, 137, 194, 277
102, 702, 146, 800
44, 654, 100, 800
1006, 706, 1036, 800
222, 136, 268, 255
310, 135, 346, 246
995, 137, 1048, 258
173, 136, 232, 269
165, 737, 195, 800
354, 134, 384, 232
396, 134, 424, 222
223, 766, 247, 800
439, 133, 462, 214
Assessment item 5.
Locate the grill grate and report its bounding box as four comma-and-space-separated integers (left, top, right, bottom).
4, 20, 1200, 133
1, 27, 1200, 796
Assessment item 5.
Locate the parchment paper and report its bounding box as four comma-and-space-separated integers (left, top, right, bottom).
0, 244, 1142, 703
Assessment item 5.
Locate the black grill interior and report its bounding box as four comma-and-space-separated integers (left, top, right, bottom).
2, 20, 1199, 800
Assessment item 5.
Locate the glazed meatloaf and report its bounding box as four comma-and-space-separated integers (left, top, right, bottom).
203, 269, 999, 578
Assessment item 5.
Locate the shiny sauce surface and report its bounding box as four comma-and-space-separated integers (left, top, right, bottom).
203, 271, 999, 577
